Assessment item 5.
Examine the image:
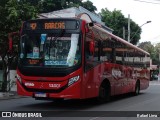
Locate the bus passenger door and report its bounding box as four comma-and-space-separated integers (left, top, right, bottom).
82, 36, 100, 98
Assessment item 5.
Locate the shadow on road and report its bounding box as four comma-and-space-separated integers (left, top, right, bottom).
17, 92, 145, 111
19, 98, 100, 110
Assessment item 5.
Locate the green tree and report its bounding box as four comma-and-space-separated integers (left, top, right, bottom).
138, 41, 156, 62
138, 41, 160, 65
82, 0, 97, 12
154, 43, 160, 65
38, 0, 96, 13
100, 8, 141, 45
138, 41, 154, 54
0, 0, 37, 92
0, 0, 37, 50
0, 0, 97, 91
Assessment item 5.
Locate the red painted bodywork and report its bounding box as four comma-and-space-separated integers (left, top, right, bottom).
17, 62, 150, 99
16, 19, 150, 100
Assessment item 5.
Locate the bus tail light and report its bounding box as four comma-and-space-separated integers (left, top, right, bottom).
68, 76, 80, 86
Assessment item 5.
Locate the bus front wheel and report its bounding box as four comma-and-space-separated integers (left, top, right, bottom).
97, 82, 110, 103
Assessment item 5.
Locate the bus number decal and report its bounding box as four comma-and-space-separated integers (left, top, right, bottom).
49, 84, 61, 88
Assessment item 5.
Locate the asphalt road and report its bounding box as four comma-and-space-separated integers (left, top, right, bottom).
0, 81, 160, 120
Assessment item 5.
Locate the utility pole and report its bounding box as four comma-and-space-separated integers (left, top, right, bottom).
128, 14, 130, 42
158, 48, 160, 80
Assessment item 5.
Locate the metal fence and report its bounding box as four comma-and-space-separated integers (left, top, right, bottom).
0, 70, 16, 91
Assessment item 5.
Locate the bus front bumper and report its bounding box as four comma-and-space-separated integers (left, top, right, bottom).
16, 79, 81, 99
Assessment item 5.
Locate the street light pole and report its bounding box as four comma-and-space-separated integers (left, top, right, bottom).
130, 20, 151, 42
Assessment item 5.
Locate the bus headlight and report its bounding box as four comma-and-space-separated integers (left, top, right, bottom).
17, 74, 22, 83
68, 76, 80, 86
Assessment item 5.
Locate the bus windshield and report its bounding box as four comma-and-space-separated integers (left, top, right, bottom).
20, 32, 81, 68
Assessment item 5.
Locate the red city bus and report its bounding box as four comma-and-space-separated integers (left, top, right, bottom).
13, 14, 150, 102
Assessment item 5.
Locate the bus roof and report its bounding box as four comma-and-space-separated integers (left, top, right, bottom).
38, 6, 149, 56
93, 24, 150, 56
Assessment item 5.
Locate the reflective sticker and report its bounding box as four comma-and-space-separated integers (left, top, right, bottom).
41, 34, 47, 44
33, 47, 39, 58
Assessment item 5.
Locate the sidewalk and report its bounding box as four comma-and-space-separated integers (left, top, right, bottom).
0, 84, 26, 100
0, 70, 21, 100
0, 91, 23, 100
149, 80, 160, 85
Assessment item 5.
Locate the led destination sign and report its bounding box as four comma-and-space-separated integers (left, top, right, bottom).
44, 22, 65, 29
24, 20, 79, 30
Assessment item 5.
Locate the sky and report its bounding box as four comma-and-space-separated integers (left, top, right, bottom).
90, 0, 160, 45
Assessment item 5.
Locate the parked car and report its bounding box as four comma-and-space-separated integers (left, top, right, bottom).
151, 74, 158, 80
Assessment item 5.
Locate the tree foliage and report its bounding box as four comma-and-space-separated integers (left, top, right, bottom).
100, 8, 141, 45
154, 43, 160, 65
0, 0, 146, 91
138, 42, 155, 58
0, 0, 37, 91
0, 0, 97, 91
82, 0, 97, 12
20, 0, 97, 13
0, 0, 96, 56
138, 42, 160, 65
0, 0, 37, 54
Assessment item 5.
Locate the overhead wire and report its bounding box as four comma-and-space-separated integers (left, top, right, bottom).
146, 34, 160, 41
132, 0, 160, 44
150, 0, 160, 2
134, 0, 160, 4
141, 34, 160, 45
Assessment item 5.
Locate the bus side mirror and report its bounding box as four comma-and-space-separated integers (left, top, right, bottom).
89, 41, 95, 54
86, 23, 94, 33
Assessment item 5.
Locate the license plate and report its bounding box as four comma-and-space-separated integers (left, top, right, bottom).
35, 92, 47, 97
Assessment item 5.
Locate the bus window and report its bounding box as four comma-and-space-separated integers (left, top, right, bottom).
101, 39, 115, 63
133, 51, 146, 68
85, 31, 99, 71
114, 40, 126, 65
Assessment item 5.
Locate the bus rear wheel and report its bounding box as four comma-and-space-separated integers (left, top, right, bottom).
133, 81, 140, 96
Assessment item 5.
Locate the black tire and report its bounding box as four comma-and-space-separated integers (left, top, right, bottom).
97, 82, 110, 103
133, 81, 140, 96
